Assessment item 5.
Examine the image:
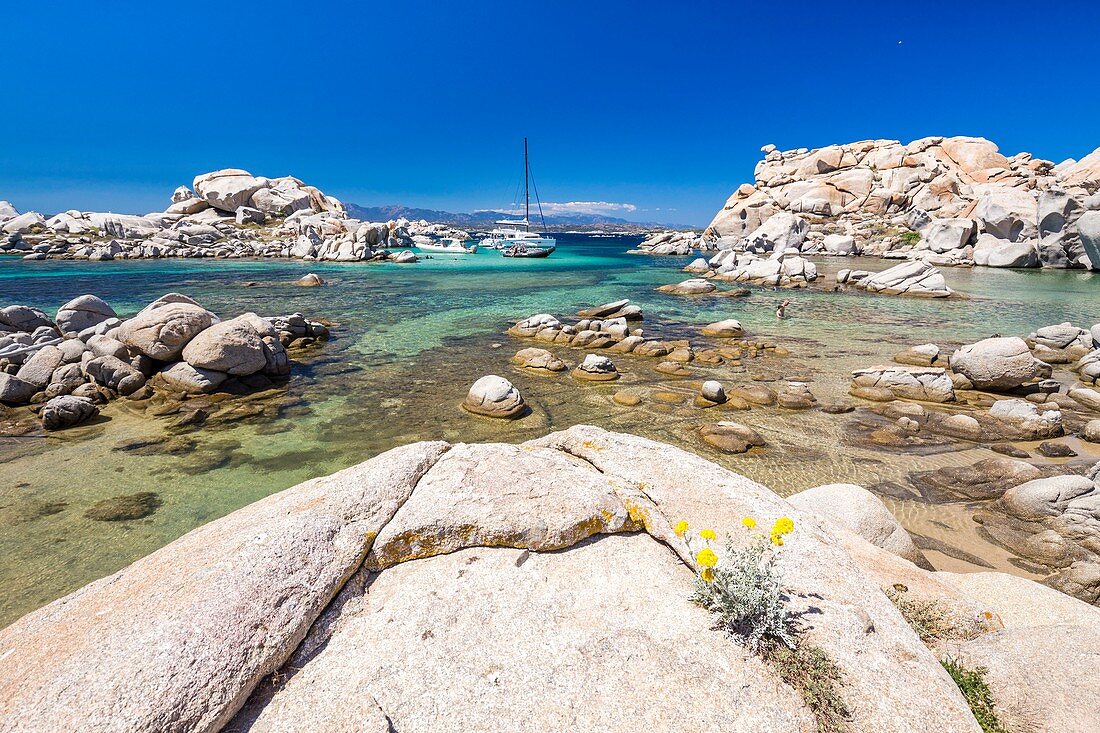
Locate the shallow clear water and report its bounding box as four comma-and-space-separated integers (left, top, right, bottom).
1, 236, 1097, 626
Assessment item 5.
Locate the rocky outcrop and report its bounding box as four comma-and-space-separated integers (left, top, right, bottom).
0, 168, 464, 265
847, 261, 954, 297
511, 347, 567, 373
705, 136, 1100, 271
0, 294, 328, 431
0, 427, 1004, 732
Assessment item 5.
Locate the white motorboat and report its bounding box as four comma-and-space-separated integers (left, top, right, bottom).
480, 138, 556, 255
415, 237, 478, 254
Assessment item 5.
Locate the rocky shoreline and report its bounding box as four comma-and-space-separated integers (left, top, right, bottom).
1, 294, 329, 434
634, 136, 1100, 277
0, 425, 1096, 731
0, 169, 470, 264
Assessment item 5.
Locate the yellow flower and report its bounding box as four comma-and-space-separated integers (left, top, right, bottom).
700, 568, 715, 583
771, 517, 795, 536
696, 547, 718, 568
674, 520, 689, 537
771, 534, 784, 547
741, 517, 757, 529
700, 528, 717, 541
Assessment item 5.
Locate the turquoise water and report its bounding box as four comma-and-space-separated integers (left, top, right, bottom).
1, 236, 1098, 625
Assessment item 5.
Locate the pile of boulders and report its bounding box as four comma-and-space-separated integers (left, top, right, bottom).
628, 230, 704, 255
703, 136, 1100, 270
0, 294, 328, 431
0, 169, 473, 264
848, 326, 1100, 444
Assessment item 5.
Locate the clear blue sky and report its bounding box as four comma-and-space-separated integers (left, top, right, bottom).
3, 1, 1099, 226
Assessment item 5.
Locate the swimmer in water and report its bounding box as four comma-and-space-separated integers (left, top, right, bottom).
776, 299, 791, 319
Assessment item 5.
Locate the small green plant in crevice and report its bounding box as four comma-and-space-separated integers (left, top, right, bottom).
885, 584, 993, 643
884, 584, 954, 642
678, 517, 851, 732
766, 643, 850, 733
900, 230, 922, 245
940, 656, 1009, 733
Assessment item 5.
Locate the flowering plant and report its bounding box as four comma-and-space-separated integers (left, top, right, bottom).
677, 517, 797, 652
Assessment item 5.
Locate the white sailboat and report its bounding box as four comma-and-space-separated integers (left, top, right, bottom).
481, 138, 557, 256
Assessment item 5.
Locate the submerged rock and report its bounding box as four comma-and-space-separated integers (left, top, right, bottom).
83, 492, 162, 521
699, 421, 766, 453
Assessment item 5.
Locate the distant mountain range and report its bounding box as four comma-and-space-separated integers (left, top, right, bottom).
344, 203, 691, 232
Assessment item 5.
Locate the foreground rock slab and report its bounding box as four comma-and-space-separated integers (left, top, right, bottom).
0, 442, 448, 733
13, 426, 1089, 731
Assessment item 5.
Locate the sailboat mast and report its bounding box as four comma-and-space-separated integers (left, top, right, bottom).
524, 137, 530, 230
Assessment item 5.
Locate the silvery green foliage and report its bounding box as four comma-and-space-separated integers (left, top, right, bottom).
691, 537, 795, 652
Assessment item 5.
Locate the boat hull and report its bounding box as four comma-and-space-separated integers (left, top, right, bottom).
415, 242, 478, 254
502, 245, 553, 258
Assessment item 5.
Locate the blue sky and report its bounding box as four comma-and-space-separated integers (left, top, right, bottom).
3, 1, 1099, 226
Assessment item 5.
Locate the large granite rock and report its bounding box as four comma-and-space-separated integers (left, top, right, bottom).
118, 303, 217, 361
850, 365, 955, 402
0, 372, 37, 404
23, 427, 1100, 731
1081, 210, 1100, 271
854, 261, 953, 298
789, 483, 930, 568
84, 355, 147, 396
15, 345, 64, 389
181, 315, 268, 376
950, 336, 1052, 390
55, 295, 116, 337
0, 442, 448, 733
192, 169, 267, 213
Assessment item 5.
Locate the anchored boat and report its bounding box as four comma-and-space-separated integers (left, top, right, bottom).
415, 237, 478, 254
481, 138, 556, 257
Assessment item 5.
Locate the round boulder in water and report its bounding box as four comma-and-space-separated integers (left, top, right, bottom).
463, 375, 527, 419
